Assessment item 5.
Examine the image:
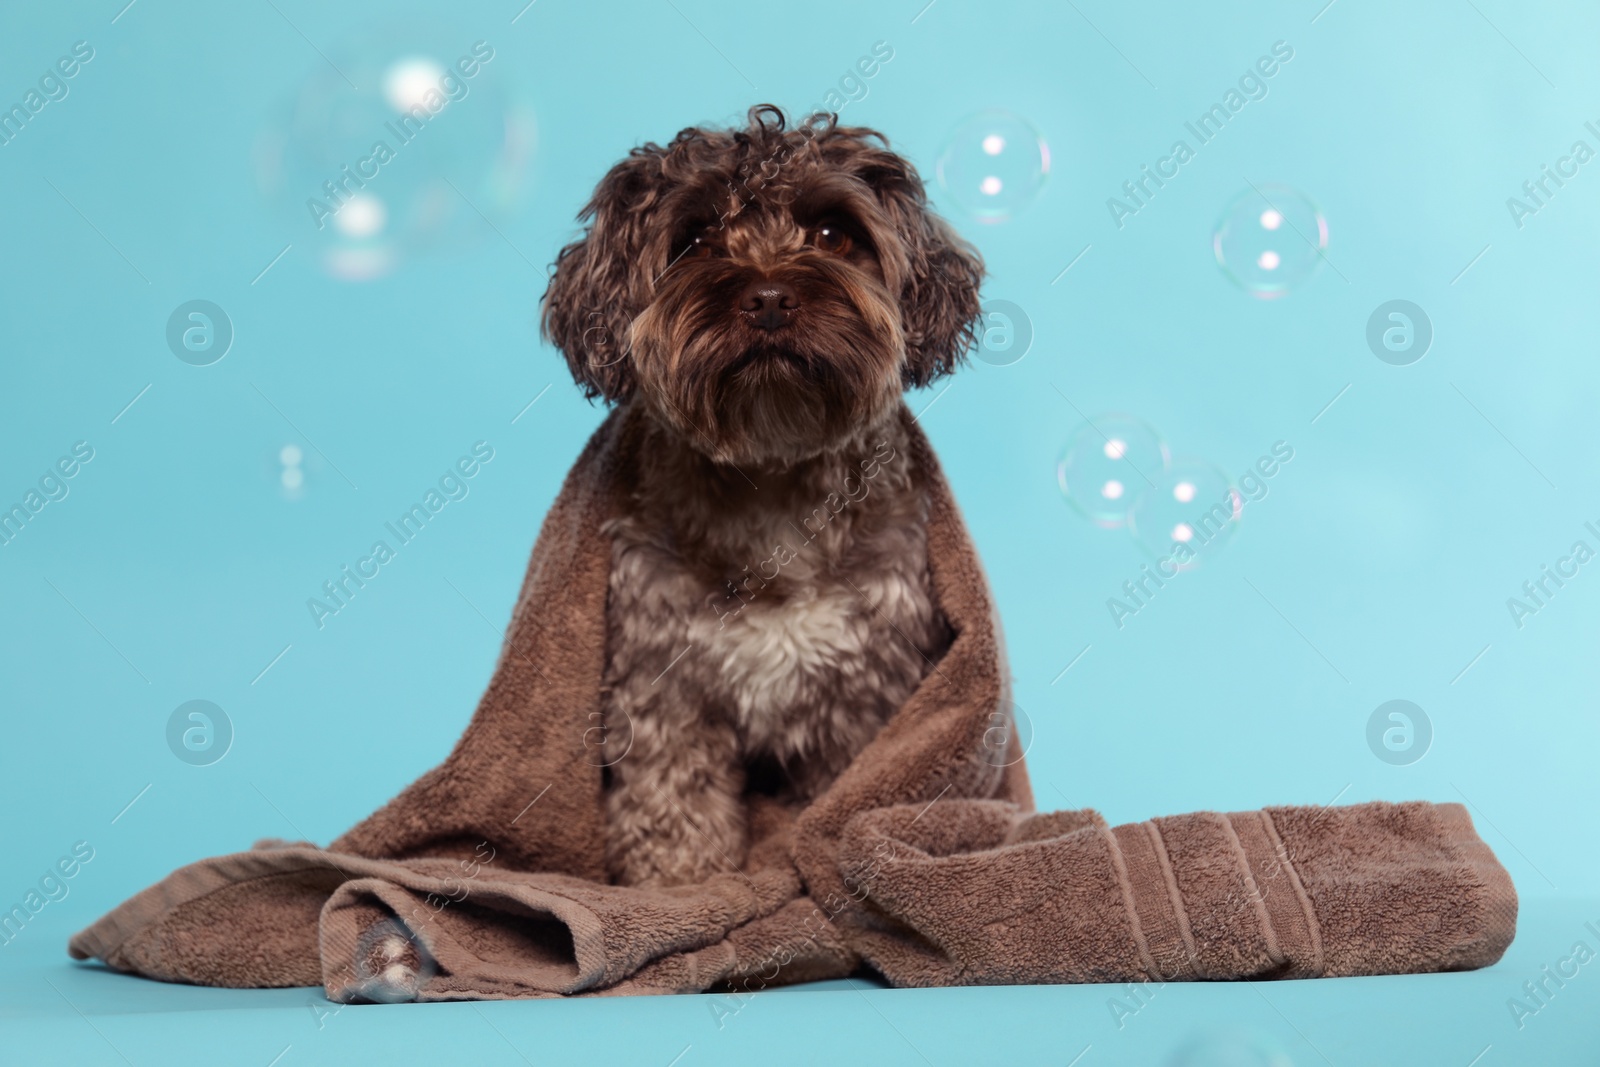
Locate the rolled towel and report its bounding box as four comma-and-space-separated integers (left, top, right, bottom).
834, 798, 1518, 987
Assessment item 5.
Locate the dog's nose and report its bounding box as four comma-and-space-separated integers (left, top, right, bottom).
738, 280, 800, 330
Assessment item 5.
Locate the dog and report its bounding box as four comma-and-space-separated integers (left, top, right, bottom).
541, 105, 984, 887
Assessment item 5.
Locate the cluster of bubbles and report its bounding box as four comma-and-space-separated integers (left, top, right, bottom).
932, 111, 1327, 297
253, 22, 535, 280
1212, 184, 1327, 298
1057, 414, 1242, 564
934, 110, 1050, 222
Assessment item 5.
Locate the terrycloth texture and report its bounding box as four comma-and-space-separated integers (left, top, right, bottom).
840, 799, 1516, 985
69, 403, 1518, 998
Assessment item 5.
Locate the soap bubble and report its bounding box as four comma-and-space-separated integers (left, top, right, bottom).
332, 192, 387, 238
383, 57, 449, 113
935, 110, 1049, 222
1168, 1029, 1295, 1067
253, 23, 535, 281
1212, 184, 1327, 298
1057, 414, 1169, 528
272, 441, 316, 501
1128, 458, 1241, 563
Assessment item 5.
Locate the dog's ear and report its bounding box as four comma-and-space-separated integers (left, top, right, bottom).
541, 145, 669, 403
855, 150, 985, 388
900, 210, 985, 387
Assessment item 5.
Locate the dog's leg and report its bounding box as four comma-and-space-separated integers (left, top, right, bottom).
602, 681, 747, 887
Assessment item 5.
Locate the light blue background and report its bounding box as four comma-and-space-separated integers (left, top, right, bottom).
2, 0, 1597, 1064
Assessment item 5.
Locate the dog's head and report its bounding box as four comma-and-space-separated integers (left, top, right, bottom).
542, 105, 984, 466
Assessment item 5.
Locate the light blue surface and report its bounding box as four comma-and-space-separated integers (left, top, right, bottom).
5, 900, 1600, 1066
2, 0, 1598, 1063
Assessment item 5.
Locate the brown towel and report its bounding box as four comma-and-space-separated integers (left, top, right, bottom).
68, 403, 1517, 998
837, 798, 1516, 987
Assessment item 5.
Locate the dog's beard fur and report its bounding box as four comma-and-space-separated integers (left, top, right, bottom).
629, 253, 906, 468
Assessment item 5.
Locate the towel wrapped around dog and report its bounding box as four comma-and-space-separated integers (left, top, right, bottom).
68, 404, 1517, 998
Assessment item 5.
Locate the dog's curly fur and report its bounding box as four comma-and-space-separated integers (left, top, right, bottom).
541, 105, 984, 887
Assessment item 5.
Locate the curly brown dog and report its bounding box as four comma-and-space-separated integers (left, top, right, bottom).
541, 105, 984, 887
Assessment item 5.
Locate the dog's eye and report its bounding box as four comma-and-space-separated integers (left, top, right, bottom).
684, 231, 725, 260
807, 223, 854, 256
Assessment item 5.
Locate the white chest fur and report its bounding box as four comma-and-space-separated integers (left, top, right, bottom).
693, 569, 929, 759
594, 418, 949, 883
601, 487, 945, 796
